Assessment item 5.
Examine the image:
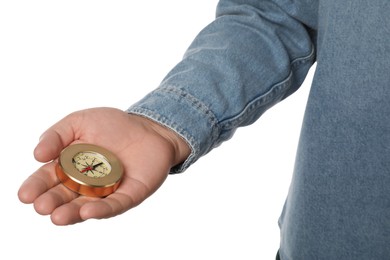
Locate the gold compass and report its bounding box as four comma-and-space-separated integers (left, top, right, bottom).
56, 143, 123, 197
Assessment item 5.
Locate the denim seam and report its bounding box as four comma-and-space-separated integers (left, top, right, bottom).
157, 85, 221, 145
219, 45, 315, 130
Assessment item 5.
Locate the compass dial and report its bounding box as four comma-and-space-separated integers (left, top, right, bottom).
72, 151, 112, 178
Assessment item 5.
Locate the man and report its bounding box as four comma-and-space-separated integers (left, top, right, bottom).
19, 0, 390, 259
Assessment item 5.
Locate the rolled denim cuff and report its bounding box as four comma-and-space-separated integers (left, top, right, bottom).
126, 85, 219, 174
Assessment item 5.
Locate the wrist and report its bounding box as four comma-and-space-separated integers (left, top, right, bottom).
154, 123, 191, 167
130, 114, 191, 168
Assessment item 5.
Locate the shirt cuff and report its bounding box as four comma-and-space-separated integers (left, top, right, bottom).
126, 85, 219, 174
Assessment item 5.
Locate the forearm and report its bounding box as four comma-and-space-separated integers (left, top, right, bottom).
128, 0, 317, 172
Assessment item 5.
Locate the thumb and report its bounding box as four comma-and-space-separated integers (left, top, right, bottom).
34, 116, 77, 162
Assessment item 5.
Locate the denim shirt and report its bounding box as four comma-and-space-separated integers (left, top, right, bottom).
128, 0, 390, 259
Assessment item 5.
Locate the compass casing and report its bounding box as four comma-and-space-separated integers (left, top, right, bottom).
56, 144, 123, 197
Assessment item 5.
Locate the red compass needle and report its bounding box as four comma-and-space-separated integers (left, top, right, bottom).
80, 162, 103, 173
80, 166, 92, 173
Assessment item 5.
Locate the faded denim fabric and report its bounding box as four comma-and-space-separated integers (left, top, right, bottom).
128, 0, 390, 259
128, 0, 316, 173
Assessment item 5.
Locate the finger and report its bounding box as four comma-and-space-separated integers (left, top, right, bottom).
34, 114, 78, 162
34, 131, 65, 163
48, 175, 153, 224
18, 162, 59, 204
50, 196, 98, 226
33, 183, 78, 216
79, 174, 155, 220
79, 192, 135, 220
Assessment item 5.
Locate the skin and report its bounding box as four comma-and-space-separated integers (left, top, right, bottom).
18, 107, 191, 225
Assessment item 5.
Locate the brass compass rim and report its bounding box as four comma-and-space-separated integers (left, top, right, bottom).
56, 143, 123, 197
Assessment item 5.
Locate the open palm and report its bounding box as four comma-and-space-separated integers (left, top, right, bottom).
18, 107, 190, 225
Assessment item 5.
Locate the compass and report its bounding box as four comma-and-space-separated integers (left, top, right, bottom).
55, 143, 123, 197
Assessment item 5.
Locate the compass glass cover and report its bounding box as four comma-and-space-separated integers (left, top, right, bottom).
72, 151, 112, 178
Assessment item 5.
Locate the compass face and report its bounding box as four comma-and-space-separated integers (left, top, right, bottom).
56, 143, 123, 197
72, 151, 112, 178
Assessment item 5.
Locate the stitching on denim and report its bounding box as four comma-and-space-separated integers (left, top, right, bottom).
290, 45, 316, 67
157, 85, 221, 144
219, 45, 315, 130
219, 73, 293, 129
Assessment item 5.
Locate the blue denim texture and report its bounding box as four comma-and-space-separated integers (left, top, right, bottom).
127, 0, 390, 259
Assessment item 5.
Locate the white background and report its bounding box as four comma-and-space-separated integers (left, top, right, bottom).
1, 1, 314, 259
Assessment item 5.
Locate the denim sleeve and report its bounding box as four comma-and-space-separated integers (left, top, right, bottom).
127, 0, 317, 173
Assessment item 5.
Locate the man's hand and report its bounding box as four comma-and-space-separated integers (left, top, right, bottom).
18, 107, 191, 225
